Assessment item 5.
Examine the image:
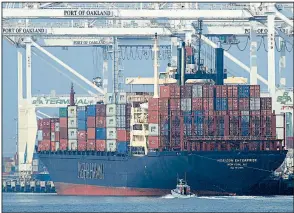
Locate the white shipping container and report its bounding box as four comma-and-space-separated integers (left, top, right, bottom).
181, 98, 192, 111
68, 118, 77, 128
192, 85, 203, 98
106, 140, 117, 152
106, 116, 117, 128
106, 128, 117, 139
148, 124, 159, 136
55, 123, 60, 132
106, 104, 117, 116
68, 106, 77, 118
105, 93, 114, 104
117, 92, 127, 104
37, 130, 43, 141
32, 165, 39, 172
51, 132, 55, 141
68, 129, 78, 140
68, 139, 78, 150
116, 116, 126, 128
116, 104, 126, 116
241, 111, 250, 115
250, 98, 260, 110
55, 141, 60, 151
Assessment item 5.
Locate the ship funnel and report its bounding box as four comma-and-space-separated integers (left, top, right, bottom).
153, 33, 159, 98
70, 83, 75, 106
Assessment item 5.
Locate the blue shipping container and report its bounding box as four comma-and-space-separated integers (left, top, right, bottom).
78, 120, 87, 130
78, 110, 87, 121
87, 105, 96, 117
241, 128, 249, 136
238, 85, 250, 98
215, 98, 227, 111
96, 128, 106, 140
117, 142, 129, 154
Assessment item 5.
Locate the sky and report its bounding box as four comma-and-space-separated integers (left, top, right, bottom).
2, 36, 293, 157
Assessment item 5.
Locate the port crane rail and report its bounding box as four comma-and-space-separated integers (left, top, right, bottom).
3, 2, 293, 176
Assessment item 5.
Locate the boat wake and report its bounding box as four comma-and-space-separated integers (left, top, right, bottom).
161, 194, 175, 199
198, 196, 226, 200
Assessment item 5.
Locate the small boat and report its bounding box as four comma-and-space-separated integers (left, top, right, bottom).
171, 179, 196, 198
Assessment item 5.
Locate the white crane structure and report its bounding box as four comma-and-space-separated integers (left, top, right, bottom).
2, 2, 293, 176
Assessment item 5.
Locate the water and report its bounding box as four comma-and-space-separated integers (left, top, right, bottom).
3, 193, 293, 212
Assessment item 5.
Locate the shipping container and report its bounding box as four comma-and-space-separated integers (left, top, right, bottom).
260, 97, 272, 110
117, 142, 129, 154
238, 85, 250, 98
117, 130, 130, 141
68, 106, 77, 118
227, 85, 238, 97
87, 105, 96, 117
96, 104, 106, 116
116, 116, 126, 128
202, 85, 214, 98
148, 136, 160, 149
116, 104, 126, 116
60, 117, 68, 128
77, 106, 87, 120
59, 127, 68, 139
148, 123, 159, 136
180, 85, 192, 98
60, 139, 68, 151
78, 120, 87, 130
41, 118, 51, 129
106, 104, 116, 116
37, 130, 43, 141
105, 93, 114, 104
239, 98, 250, 110
181, 98, 192, 111
87, 128, 96, 139
78, 130, 87, 141
169, 98, 180, 110
42, 140, 50, 151
59, 107, 68, 117
148, 110, 159, 123
160, 85, 171, 98
87, 116, 96, 128
42, 129, 50, 140
117, 92, 127, 104
192, 98, 202, 110
192, 85, 203, 98
148, 98, 159, 110
68, 139, 78, 150
51, 132, 55, 141
96, 140, 106, 151
95, 128, 106, 140
68, 118, 77, 129
96, 116, 106, 128
51, 122, 55, 132
215, 85, 228, 98
106, 128, 117, 139
215, 98, 228, 111
228, 98, 239, 111
159, 98, 169, 112
50, 141, 59, 152
55, 132, 60, 141
250, 98, 260, 110
250, 85, 260, 97
68, 129, 77, 140
106, 116, 117, 128
55, 123, 60, 132
106, 140, 117, 152
78, 140, 87, 151
203, 98, 214, 111
86, 139, 95, 151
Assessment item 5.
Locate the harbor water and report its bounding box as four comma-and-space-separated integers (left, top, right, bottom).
3, 193, 293, 212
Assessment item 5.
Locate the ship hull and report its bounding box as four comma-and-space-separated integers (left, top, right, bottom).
38, 150, 287, 196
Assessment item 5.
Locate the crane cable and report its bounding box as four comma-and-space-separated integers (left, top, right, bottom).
236, 36, 249, 51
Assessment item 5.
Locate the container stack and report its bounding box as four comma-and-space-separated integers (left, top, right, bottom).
67, 106, 78, 151
95, 104, 106, 151
59, 107, 68, 151
50, 118, 60, 152
77, 106, 87, 151
37, 118, 50, 151
86, 105, 96, 151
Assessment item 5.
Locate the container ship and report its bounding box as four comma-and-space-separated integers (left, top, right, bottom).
36, 36, 287, 196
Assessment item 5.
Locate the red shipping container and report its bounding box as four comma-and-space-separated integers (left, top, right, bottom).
239, 98, 250, 110
228, 98, 238, 111
202, 85, 214, 98
250, 85, 260, 97
87, 139, 95, 151
96, 104, 106, 116
41, 118, 51, 129
87, 128, 96, 139
37, 119, 43, 130
60, 117, 68, 128
148, 98, 159, 111
87, 116, 96, 128
148, 136, 160, 149
203, 98, 214, 111
43, 140, 50, 151
169, 84, 181, 98
50, 123, 55, 132
117, 130, 130, 141
229, 111, 239, 116
148, 110, 159, 123
78, 140, 87, 151
170, 98, 181, 110
160, 86, 171, 98
216, 85, 227, 97
96, 140, 106, 151
60, 139, 68, 151
227, 85, 238, 97
96, 116, 106, 128
192, 98, 203, 110
78, 130, 87, 141
60, 127, 68, 139
159, 98, 169, 110
50, 142, 56, 152
42, 129, 50, 140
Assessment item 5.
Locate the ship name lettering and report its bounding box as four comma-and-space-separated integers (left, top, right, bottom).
78, 162, 104, 179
